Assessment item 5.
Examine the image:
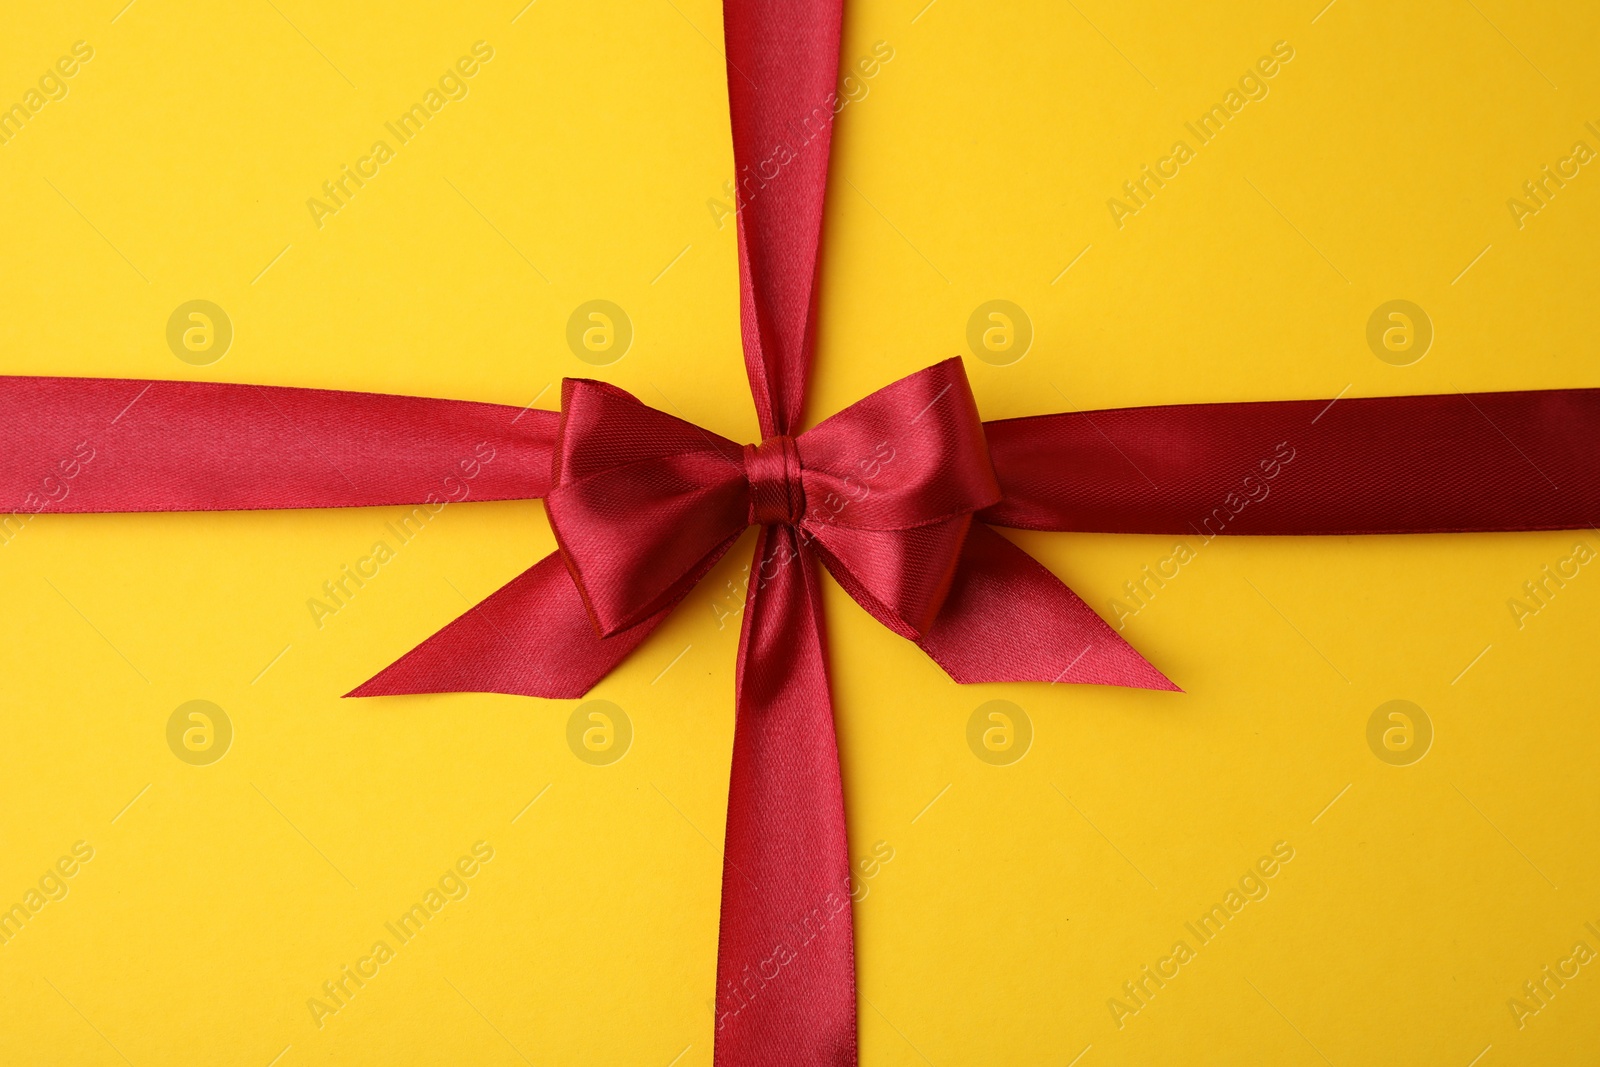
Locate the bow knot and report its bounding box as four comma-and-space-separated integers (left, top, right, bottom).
743, 435, 805, 526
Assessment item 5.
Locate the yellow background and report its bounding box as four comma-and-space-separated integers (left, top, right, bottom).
2, 1, 1598, 1063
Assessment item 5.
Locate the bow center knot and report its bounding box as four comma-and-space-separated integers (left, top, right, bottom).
743, 435, 806, 526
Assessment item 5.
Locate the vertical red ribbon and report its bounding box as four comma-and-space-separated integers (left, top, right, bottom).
714, 2, 857, 1064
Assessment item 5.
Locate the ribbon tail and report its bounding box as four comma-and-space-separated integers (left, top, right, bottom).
0, 376, 557, 514
919, 523, 1179, 691
715, 528, 855, 1066
346, 551, 665, 700
981, 387, 1600, 535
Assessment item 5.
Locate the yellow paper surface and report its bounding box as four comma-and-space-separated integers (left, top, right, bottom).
2, 1, 1598, 1063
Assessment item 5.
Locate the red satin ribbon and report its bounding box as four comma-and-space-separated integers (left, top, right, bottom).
4, 2, 1600, 1064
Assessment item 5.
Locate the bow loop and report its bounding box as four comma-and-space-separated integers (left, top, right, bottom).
545, 378, 749, 637
792, 358, 1001, 638
795, 358, 1000, 531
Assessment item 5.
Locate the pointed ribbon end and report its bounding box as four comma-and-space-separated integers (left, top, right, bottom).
921, 524, 1184, 693
340, 551, 663, 702
342, 671, 413, 700
1082, 654, 1182, 693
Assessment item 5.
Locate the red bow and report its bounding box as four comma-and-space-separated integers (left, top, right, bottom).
342, 357, 1178, 715
544, 359, 1169, 682
548, 362, 999, 645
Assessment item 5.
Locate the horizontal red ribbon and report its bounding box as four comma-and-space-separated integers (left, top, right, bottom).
8, 374, 1592, 537
984, 387, 1600, 535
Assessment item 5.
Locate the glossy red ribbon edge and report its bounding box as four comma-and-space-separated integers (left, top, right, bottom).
2, 2, 1599, 1063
